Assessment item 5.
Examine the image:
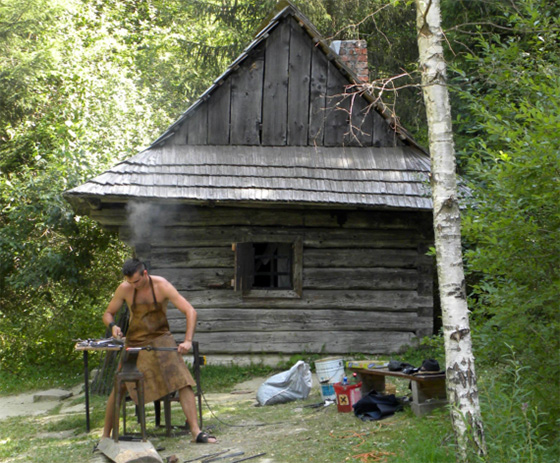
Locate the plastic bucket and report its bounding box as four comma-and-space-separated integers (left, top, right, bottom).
334, 382, 362, 413
315, 357, 345, 401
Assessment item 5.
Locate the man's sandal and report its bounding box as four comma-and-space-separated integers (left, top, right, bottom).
194, 431, 217, 443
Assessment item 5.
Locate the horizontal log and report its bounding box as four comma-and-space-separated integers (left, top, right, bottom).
170, 289, 432, 311
167, 308, 432, 332
91, 205, 429, 229
151, 247, 234, 268
174, 330, 416, 354
121, 226, 420, 249
155, 267, 419, 291
304, 268, 418, 290
305, 248, 418, 268
150, 247, 421, 269
157, 268, 233, 290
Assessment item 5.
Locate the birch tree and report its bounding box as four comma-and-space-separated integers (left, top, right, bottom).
414, 0, 486, 460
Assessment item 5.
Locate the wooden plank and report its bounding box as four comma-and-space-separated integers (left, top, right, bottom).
181, 330, 415, 354
207, 80, 231, 145
373, 111, 397, 147
287, 18, 311, 145
168, 120, 188, 146
308, 42, 328, 145
174, 289, 433, 311
346, 88, 374, 146
262, 20, 290, 145
97, 437, 163, 463
324, 59, 350, 146
230, 44, 265, 145
169, 308, 432, 333
186, 102, 208, 145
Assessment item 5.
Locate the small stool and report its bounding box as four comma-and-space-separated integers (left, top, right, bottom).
113, 350, 147, 442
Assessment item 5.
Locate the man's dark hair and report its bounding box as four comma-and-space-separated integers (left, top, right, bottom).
122, 258, 146, 277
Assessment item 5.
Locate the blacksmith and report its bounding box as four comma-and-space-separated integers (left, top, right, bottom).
101, 258, 216, 443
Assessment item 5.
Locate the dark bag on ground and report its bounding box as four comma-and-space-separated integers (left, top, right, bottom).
353, 390, 403, 421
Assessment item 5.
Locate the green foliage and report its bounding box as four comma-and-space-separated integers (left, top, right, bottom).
451, 0, 560, 424
475, 351, 560, 463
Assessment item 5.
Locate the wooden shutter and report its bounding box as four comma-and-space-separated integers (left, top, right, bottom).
234, 242, 255, 292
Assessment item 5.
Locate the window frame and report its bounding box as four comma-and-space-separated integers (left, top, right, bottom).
233, 235, 303, 299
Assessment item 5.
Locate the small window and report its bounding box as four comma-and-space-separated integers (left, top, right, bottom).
233, 237, 302, 298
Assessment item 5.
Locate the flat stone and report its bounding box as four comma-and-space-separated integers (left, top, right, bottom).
33, 389, 73, 402
97, 437, 164, 463
61, 403, 85, 414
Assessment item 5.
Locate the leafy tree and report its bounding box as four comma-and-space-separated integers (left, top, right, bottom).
0, 0, 315, 374
453, 0, 560, 419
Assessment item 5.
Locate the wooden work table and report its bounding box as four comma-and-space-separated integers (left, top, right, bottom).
348, 367, 447, 416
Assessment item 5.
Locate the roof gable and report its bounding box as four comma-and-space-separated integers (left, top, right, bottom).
153, 3, 408, 149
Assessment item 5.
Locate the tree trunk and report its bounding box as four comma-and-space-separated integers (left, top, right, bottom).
414, 0, 487, 460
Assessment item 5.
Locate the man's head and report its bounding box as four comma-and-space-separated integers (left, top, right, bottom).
122, 258, 146, 277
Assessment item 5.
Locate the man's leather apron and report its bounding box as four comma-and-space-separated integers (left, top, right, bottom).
124, 276, 195, 404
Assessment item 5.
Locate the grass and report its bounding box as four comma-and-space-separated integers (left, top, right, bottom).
0, 358, 86, 395
0, 357, 558, 463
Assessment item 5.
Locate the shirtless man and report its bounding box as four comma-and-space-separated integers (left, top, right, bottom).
101, 258, 216, 443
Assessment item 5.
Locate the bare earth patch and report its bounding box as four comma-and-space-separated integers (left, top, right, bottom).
0, 376, 410, 463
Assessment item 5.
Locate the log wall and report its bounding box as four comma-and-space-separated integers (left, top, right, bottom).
97, 205, 434, 355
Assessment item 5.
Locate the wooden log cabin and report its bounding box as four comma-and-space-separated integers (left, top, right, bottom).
64, 2, 436, 361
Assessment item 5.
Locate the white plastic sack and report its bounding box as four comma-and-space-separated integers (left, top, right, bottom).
256, 360, 312, 406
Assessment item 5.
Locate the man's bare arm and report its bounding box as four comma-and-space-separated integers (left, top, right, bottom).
164, 281, 197, 354
102, 284, 127, 338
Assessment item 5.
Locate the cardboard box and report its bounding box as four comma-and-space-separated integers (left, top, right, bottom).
345, 360, 388, 370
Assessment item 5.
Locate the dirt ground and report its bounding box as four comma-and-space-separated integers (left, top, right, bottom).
0, 376, 331, 463
0, 384, 84, 420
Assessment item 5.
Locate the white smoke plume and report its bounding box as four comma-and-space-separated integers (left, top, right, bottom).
125, 201, 164, 248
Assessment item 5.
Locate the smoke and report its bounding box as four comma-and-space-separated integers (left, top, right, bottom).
126, 201, 164, 248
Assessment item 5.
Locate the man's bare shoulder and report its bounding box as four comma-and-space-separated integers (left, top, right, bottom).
115, 280, 134, 296
149, 275, 168, 285
150, 275, 178, 295
150, 275, 173, 288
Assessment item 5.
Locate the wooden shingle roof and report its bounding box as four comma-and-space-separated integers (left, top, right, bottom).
65, 2, 434, 213
66, 145, 431, 210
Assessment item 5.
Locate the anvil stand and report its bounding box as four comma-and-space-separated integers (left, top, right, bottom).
113, 349, 147, 442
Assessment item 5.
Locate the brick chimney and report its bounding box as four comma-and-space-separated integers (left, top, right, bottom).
330, 40, 369, 83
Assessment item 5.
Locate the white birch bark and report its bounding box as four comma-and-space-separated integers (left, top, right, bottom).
414, 0, 486, 460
